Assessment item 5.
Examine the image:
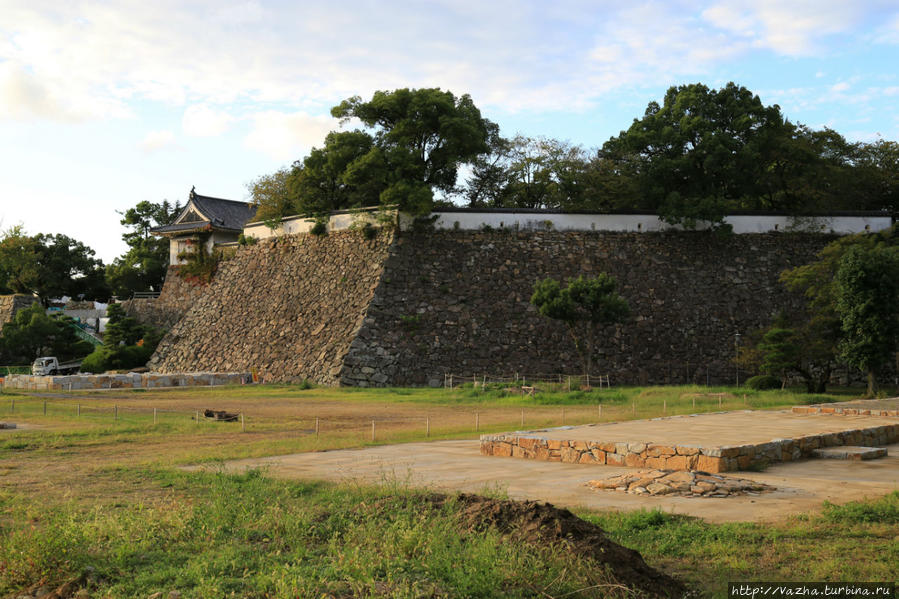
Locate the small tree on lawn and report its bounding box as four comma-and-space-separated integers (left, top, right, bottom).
835, 245, 899, 396
531, 274, 629, 376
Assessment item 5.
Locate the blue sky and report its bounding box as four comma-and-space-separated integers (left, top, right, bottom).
1, 0, 898, 262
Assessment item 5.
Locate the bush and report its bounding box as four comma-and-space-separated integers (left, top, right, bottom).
745, 374, 781, 390
80, 343, 156, 373
310, 220, 328, 236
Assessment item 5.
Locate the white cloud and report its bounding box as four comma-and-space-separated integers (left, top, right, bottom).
140, 130, 177, 153
244, 111, 335, 161
701, 0, 861, 55
182, 104, 233, 137
873, 13, 899, 43
831, 82, 851, 92
0, 0, 892, 120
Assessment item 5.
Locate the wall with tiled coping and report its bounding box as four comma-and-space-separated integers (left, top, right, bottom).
480, 419, 899, 473
0, 372, 250, 391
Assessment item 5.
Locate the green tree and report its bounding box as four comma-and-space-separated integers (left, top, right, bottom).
530, 274, 629, 375
331, 88, 491, 213
0, 303, 93, 364
600, 82, 793, 227
0, 227, 108, 301
33, 233, 109, 301
106, 200, 181, 297
290, 130, 385, 216
0, 225, 42, 295
835, 245, 899, 396
246, 167, 294, 227
779, 225, 899, 392
80, 303, 163, 373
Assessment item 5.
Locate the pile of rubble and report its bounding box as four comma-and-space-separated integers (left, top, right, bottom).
587, 469, 775, 498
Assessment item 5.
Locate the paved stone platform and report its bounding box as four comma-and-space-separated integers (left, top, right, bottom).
480, 410, 899, 472
812, 446, 888, 460
792, 397, 899, 417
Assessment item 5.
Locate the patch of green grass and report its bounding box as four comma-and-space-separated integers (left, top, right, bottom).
822, 491, 899, 524
0, 468, 630, 598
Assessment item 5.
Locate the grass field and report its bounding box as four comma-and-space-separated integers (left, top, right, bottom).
1, 383, 896, 598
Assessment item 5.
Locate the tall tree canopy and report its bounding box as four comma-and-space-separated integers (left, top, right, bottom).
0, 226, 108, 301
248, 82, 897, 224
106, 200, 181, 297
250, 88, 492, 221
600, 82, 791, 228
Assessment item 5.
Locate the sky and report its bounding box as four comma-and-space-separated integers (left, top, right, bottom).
1, 0, 898, 263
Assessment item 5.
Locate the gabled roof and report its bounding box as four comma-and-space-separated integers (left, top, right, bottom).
152, 188, 257, 236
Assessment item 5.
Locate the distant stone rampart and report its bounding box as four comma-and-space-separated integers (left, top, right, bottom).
149, 229, 395, 383
0, 294, 38, 325
148, 228, 834, 386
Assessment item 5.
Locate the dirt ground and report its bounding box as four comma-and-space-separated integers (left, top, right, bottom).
218, 438, 899, 523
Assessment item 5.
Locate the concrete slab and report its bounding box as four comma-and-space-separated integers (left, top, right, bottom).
812, 446, 887, 460
214, 439, 899, 524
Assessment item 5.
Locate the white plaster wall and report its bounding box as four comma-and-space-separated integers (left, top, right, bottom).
243, 209, 891, 239
244, 210, 387, 240
425, 212, 891, 235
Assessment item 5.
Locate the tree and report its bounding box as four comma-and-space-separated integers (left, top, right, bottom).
80, 303, 163, 373
835, 245, 899, 396
290, 130, 386, 216
0, 225, 42, 295
531, 274, 629, 375
600, 82, 792, 227
331, 88, 491, 213
246, 167, 294, 226
778, 225, 899, 392
0, 226, 108, 301
106, 200, 181, 297
33, 233, 109, 301
0, 303, 93, 364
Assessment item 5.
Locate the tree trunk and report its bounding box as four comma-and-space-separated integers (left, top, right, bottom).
866, 370, 878, 398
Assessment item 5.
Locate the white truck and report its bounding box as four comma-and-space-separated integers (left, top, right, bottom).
31, 357, 82, 376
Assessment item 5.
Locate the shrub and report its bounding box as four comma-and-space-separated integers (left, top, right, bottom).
360, 222, 377, 240
310, 220, 328, 236
745, 374, 781, 390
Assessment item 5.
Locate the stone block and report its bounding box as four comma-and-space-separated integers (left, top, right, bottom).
578, 452, 596, 464
624, 453, 645, 468
590, 449, 606, 464
646, 444, 676, 457
606, 453, 625, 467
696, 455, 724, 473
644, 456, 667, 469
666, 455, 694, 471
518, 437, 538, 450
494, 443, 513, 457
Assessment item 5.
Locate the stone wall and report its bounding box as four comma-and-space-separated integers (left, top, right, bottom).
342, 230, 832, 386
0, 294, 38, 325
2, 372, 249, 391
123, 266, 210, 329
480, 421, 899, 472
149, 229, 835, 386
149, 229, 395, 383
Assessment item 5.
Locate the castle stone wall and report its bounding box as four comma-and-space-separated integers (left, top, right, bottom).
148, 230, 395, 383
341, 230, 832, 386
0, 294, 38, 325
149, 229, 834, 386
